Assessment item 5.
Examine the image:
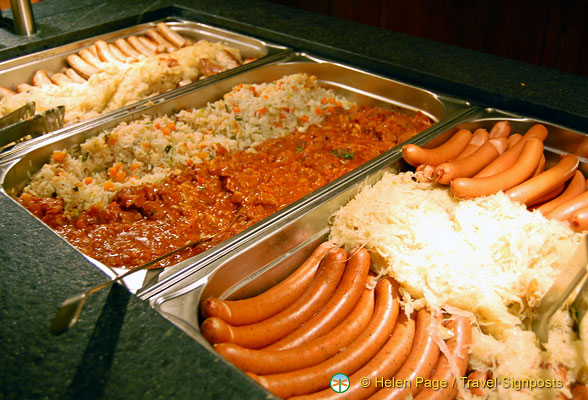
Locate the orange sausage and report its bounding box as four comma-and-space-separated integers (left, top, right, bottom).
455, 128, 489, 160
292, 312, 416, 400
49, 73, 72, 86
65, 68, 87, 83
369, 309, 441, 400
402, 129, 473, 167
414, 316, 472, 400
145, 28, 177, 52
32, 70, 53, 87
200, 248, 347, 348
451, 138, 544, 199
138, 36, 165, 54
79, 48, 102, 68
489, 120, 511, 138
0, 86, 16, 98
569, 206, 588, 232
248, 278, 400, 398
114, 38, 142, 58
264, 247, 371, 350
415, 164, 435, 182
95, 40, 119, 63
466, 371, 489, 397
156, 22, 187, 48
127, 35, 153, 56
66, 54, 99, 79
537, 170, 586, 215
215, 288, 375, 375
528, 183, 565, 208
434, 138, 508, 185
107, 43, 127, 62
533, 154, 546, 177
507, 133, 522, 149
475, 124, 548, 178
547, 190, 588, 221
201, 241, 335, 325
572, 384, 588, 399
505, 154, 579, 205
16, 83, 34, 93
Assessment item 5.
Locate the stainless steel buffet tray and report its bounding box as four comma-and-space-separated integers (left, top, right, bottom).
0, 53, 472, 294
148, 108, 588, 354
0, 17, 288, 157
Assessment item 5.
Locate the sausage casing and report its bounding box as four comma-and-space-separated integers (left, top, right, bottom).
201, 241, 336, 325
201, 248, 347, 348
215, 288, 375, 375
537, 170, 586, 215
402, 129, 472, 167
265, 246, 371, 350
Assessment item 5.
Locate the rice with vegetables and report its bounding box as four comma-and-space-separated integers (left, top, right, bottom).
22, 73, 353, 215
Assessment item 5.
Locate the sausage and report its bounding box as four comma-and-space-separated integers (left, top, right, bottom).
79, 48, 102, 68
455, 128, 489, 160
528, 183, 565, 208
114, 38, 141, 58
106, 43, 127, 62
415, 164, 435, 182
199, 58, 224, 77
264, 247, 371, 350
32, 70, 53, 87
505, 154, 579, 205
402, 129, 473, 167
533, 154, 546, 177
414, 316, 472, 400
65, 68, 87, 84
292, 312, 417, 400
138, 35, 165, 54
507, 133, 522, 149
156, 22, 187, 48
547, 188, 588, 221
0, 86, 16, 98
215, 288, 375, 375
145, 28, 177, 52
537, 170, 586, 215
95, 40, 120, 63
572, 384, 588, 399
88, 43, 98, 58
434, 138, 508, 185
16, 83, 34, 93
49, 73, 72, 86
569, 206, 588, 232
127, 35, 154, 56
369, 309, 441, 400
489, 120, 511, 138
248, 278, 400, 398
475, 124, 548, 178
215, 49, 241, 70
200, 248, 347, 348
67, 54, 99, 79
201, 241, 336, 325
451, 138, 544, 199
466, 371, 489, 397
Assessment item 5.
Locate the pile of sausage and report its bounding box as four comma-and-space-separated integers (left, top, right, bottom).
403, 121, 588, 231
0, 22, 249, 98
200, 242, 472, 399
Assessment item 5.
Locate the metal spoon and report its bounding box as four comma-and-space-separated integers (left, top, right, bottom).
50, 236, 212, 335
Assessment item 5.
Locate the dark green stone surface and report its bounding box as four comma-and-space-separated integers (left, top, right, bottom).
0, 0, 587, 399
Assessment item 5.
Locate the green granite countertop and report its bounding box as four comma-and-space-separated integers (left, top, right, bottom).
1, 1, 587, 399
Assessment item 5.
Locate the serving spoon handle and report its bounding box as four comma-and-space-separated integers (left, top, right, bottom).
50, 236, 212, 335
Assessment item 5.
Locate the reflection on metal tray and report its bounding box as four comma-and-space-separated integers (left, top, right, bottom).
148, 108, 588, 353
0, 16, 289, 153
0, 53, 472, 294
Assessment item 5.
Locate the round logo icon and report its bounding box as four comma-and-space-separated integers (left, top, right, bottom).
330, 373, 350, 393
